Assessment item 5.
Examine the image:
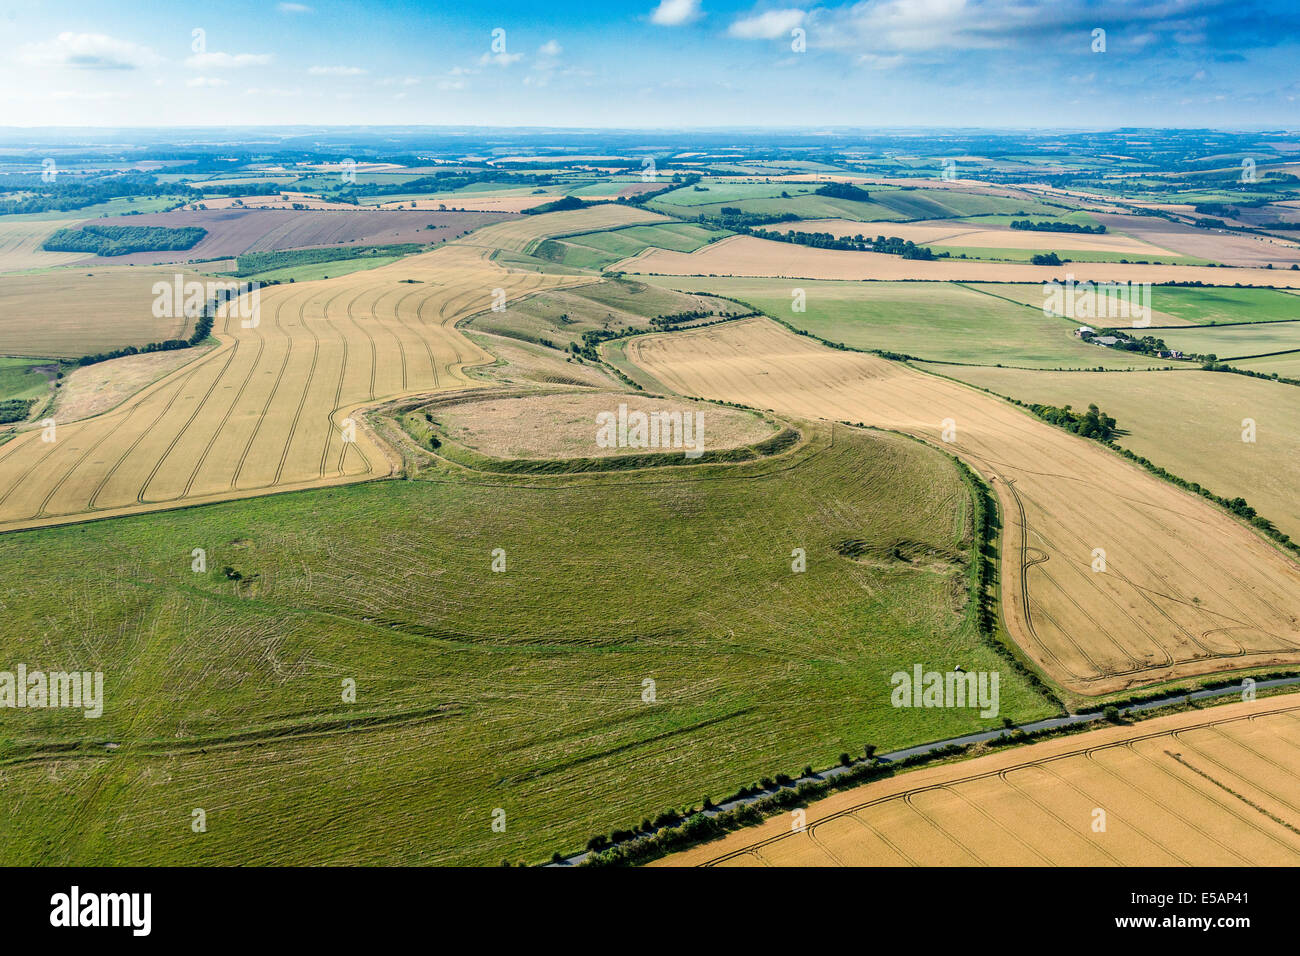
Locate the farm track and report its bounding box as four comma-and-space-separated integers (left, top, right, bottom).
0, 235, 599, 533
655, 697, 1300, 867
628, 317, 1300, 695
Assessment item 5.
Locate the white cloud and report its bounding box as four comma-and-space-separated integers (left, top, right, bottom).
308, 65, 368, 75
185, 51, 273, 69
21, 32, 159, 70
436, 79, 466, 91
479, 51, 524, 67
277, 2, 313, 11
185, 76, 229, 87
650, 0, 702, 26
856, 52, 905, 69
538, 40, 562, 57
729, 8, 804, 39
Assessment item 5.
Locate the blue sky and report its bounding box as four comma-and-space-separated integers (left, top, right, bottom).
2, 0, 1298, 128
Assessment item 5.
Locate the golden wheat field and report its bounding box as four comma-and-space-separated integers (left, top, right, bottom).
619, 234, 1300, 285
0, 240, 593, 532
0, 265, 203, 357
654, 695, 1300, 866
0, 218, 88, 273
628, 318, 1300, 696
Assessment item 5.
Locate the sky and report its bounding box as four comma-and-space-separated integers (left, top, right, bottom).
1, 0, 1298, 129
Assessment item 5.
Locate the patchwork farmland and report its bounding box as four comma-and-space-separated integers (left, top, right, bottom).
628, 318, 1300, 696
2, 115, 1299, 886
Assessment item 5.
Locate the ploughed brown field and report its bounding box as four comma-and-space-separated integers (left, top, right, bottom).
654, 695, 1300, 866
627, 318, 1300, 696
65, 207, 512, 266
1090, 212, 1300, 268
777, 218, 1178, 256
618, 234, 1300, 285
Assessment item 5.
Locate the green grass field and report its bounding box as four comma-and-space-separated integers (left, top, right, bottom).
0, 356, 53, 404
1, 196, 183, 222
1150, 286, 1300, 325
1155, 320, 1300, 359
638, 276, 1171, 369
0, 422, 1054, 865
535, 222, 729, 271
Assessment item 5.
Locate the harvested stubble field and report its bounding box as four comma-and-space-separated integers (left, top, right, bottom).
1092, 212, 1300, 268
0, 423, 1054, 865
67, 208, 511, 266
0, 266, 201, 358
655, 694, 1300, 866
0, 242, 590, 532
619, 234, 1300, 286
924, 364, 1300, 542
628, 318, 1300, 697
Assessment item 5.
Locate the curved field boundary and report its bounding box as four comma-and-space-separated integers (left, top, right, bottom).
458, 204, 669, 255
626, 317, 1300, 695
0, 239, 598, 534
655, 696, 1300, 867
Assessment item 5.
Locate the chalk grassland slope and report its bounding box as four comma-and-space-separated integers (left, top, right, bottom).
459, 204, 669, 255
778, 218, 1182, 257
50, 347, 218, 423
469, 277, 728, 353
0, 244, 589, 533
0, 425, 1054, 866
628, 319, 1300, 696
0, 266, 201, 358
619, 234, 1300, 286
654, 695, 1300, 866
640, 277, 1168, 369
537, 222, 728, 272
65, 208, 510, 266
0, 219, 88, 273
925, 365, 1300, 542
